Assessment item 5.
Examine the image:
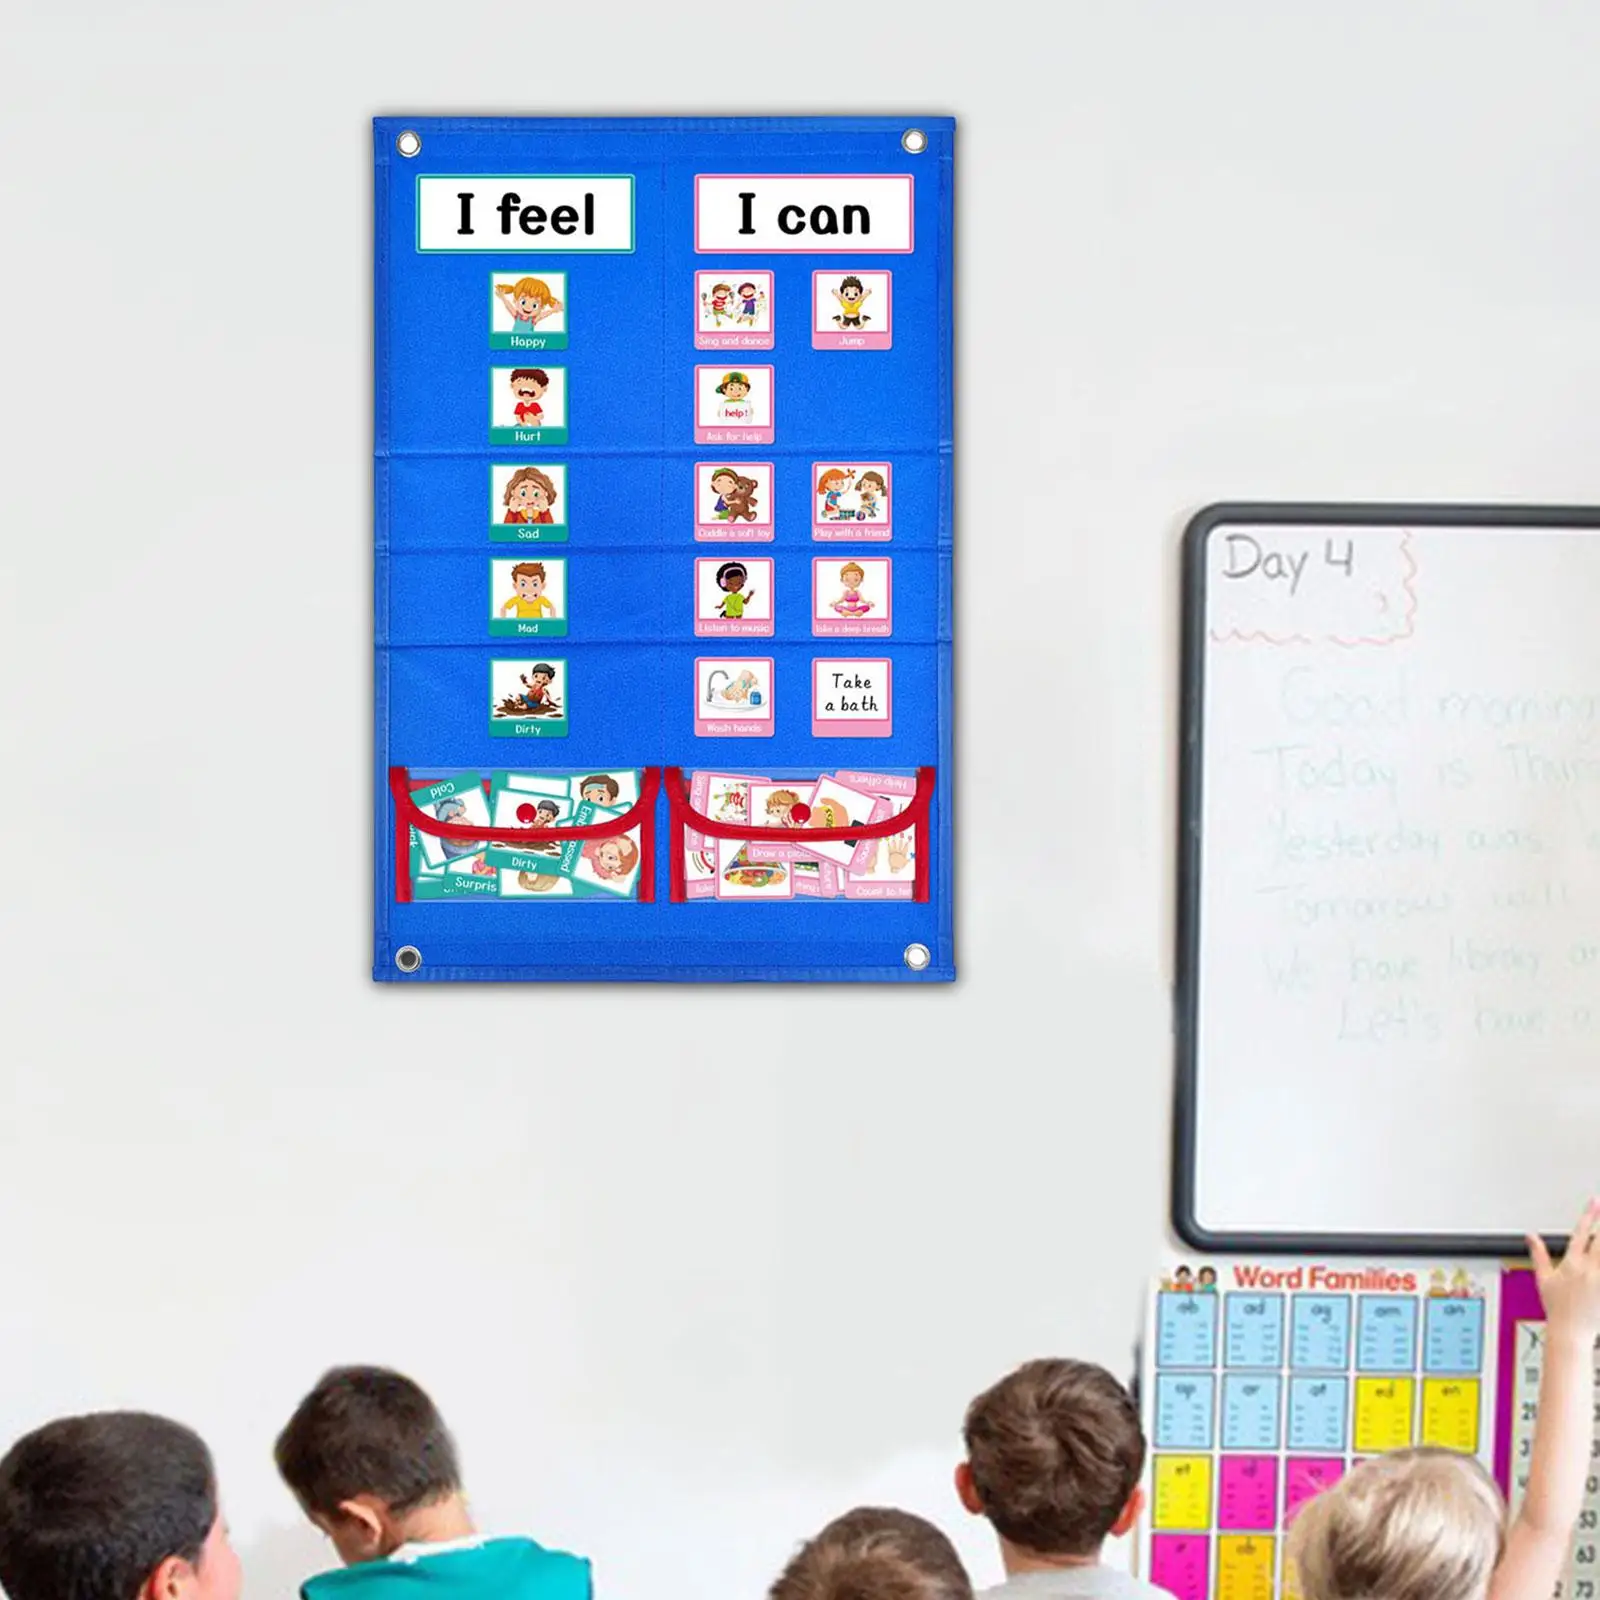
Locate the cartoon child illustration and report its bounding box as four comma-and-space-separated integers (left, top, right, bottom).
533, 799, 560, 826
702, 282, 735, 326
1450, 1268, 1473, 1298
1428, 1268, 1449, 1297
500, 560, 556, 619
516, 869, 562, 893
502, 466, 558, 525
580, 775, 621, 805
714, 561, 756, 620
830, 561, 873, 618
708, 467, 760, 522
495, 276, 564, 329
715, 371, 752, 420
509, 368, 549, 426
856, 470, 887, 520
816, 467, 855, 520
735, 281, 766, 326
433, 797, 482, 860
468, 853, 497, 876
582, 835, 640, 882
495, 662, 562, 718
831, 275, 872, 327
1172, 1265, 1195, 1293
1197, 1266, 1218, 1293
765, 789, 803, 827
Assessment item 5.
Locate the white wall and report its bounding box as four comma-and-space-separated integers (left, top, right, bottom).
5, 3, 1599, 1598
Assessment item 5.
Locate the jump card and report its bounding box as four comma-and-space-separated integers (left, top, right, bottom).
696, 557, 774, 638
490, 271, 568, 351
490, 657, 569, 737
695, 463, 774, 542
813, 462, 891, 539
1137, 1256, 1503, 1600
696, 657, 774, 736
696, 271, 773, 349
694, 365, 774, 444
491, 463, 567, 542
491, 557, 567, 638
813, 557, 892, 637
813, 269, 891, 349
490, 364, 568, 444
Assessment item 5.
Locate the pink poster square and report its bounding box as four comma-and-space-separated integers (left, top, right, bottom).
813, 556, 892, 638
813, 657, 891, 738
812, 461, 892, 540
696, 657, 775, 737
1216, 1456, 1278, 1532
1150, 1534, 1210, 1600
1284, 1458, 1345, 1524
695, 270, 773, 350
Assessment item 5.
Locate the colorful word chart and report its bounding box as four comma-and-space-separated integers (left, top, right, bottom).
1139, 1259, 1498, 1600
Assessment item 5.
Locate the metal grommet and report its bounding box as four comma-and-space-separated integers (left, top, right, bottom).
396, 129, 422, 158
903, 942, 931, 971
395, 945, 423, 972
901, 129, 927, 155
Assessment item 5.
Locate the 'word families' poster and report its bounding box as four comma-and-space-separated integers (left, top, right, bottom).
374, 117, 953, 981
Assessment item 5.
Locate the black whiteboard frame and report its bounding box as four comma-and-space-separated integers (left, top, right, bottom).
1174, 500, 1600, 1257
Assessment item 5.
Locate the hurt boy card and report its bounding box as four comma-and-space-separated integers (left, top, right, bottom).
491, 556, 567, 638
694, 365, 774, 444
695, 271, 773, 349
490, 657, 569, 737
695, 463, 773, 542
695, 656, 774, 736
813, 270, 891, 349
490, 364, 568, 444
490, 271, 568, 350
695, 557, 773, 638
812, 462, 891, 539
491, 463, 567, 541
813, 657, 891, 737
813, 557, 891, 637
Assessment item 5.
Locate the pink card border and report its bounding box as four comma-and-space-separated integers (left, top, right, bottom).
813, 657, 893, 738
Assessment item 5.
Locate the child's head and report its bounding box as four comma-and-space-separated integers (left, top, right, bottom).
530, 662, 556, 687
858, 470, 886, 496
275, 1367, 462, 1567
840, 561, 865, 589
711, 281, 732, 297
511, 560, 547, 600
738, 281, 758, 297
717, 561, 749, 593
505, 276, 556, 316
717, 371, 751, 398
766, 789, 800, 819
838, 274, 866, 304
504, 466, 557, 515
770, 1507, 971, 1600
817, 468, 849, 495
1290, 1449, 1504, 1600
510, 368, 548, 400
584, 835, 639, 879
434, 798, 466, 823
535, 799, 560, 823
958, 1359, 1145, 1562
1198, 1266, 1217, 1287
0, 1412, 239, 1600
581, 775, 621, 804
710, 468, 740, 495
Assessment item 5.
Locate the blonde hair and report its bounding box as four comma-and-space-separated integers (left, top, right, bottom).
1289, 1450, 1505, 1600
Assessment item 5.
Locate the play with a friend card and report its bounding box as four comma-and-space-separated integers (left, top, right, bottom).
375, 118, 953, 981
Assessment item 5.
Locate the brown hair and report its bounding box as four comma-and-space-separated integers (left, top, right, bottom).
962, 1359, 1144, 1557
503, 466, 557, 508
858, 471, 887, 493
511, 561, 547, 583
839, 562, 866, 581
1289, 1450, 1504, 1600
510, 368, 548, 385
770, 1508, 971, 1600
274, 1367, 460, 1517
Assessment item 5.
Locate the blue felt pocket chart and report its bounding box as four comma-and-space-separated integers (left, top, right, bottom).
373, 117, 954, 982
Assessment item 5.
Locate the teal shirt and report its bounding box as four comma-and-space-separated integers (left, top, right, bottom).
303, 1539, 589, 1600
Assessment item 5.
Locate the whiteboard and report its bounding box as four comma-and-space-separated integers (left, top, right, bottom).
1177, 505, 1600, 1252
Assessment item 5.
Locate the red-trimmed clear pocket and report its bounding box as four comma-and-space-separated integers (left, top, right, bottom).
390, 766, 660, 903
664, 765, 935, 903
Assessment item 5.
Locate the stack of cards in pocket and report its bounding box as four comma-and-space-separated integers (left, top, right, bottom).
684, 769, 917, 901
408, 769, 643, 900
